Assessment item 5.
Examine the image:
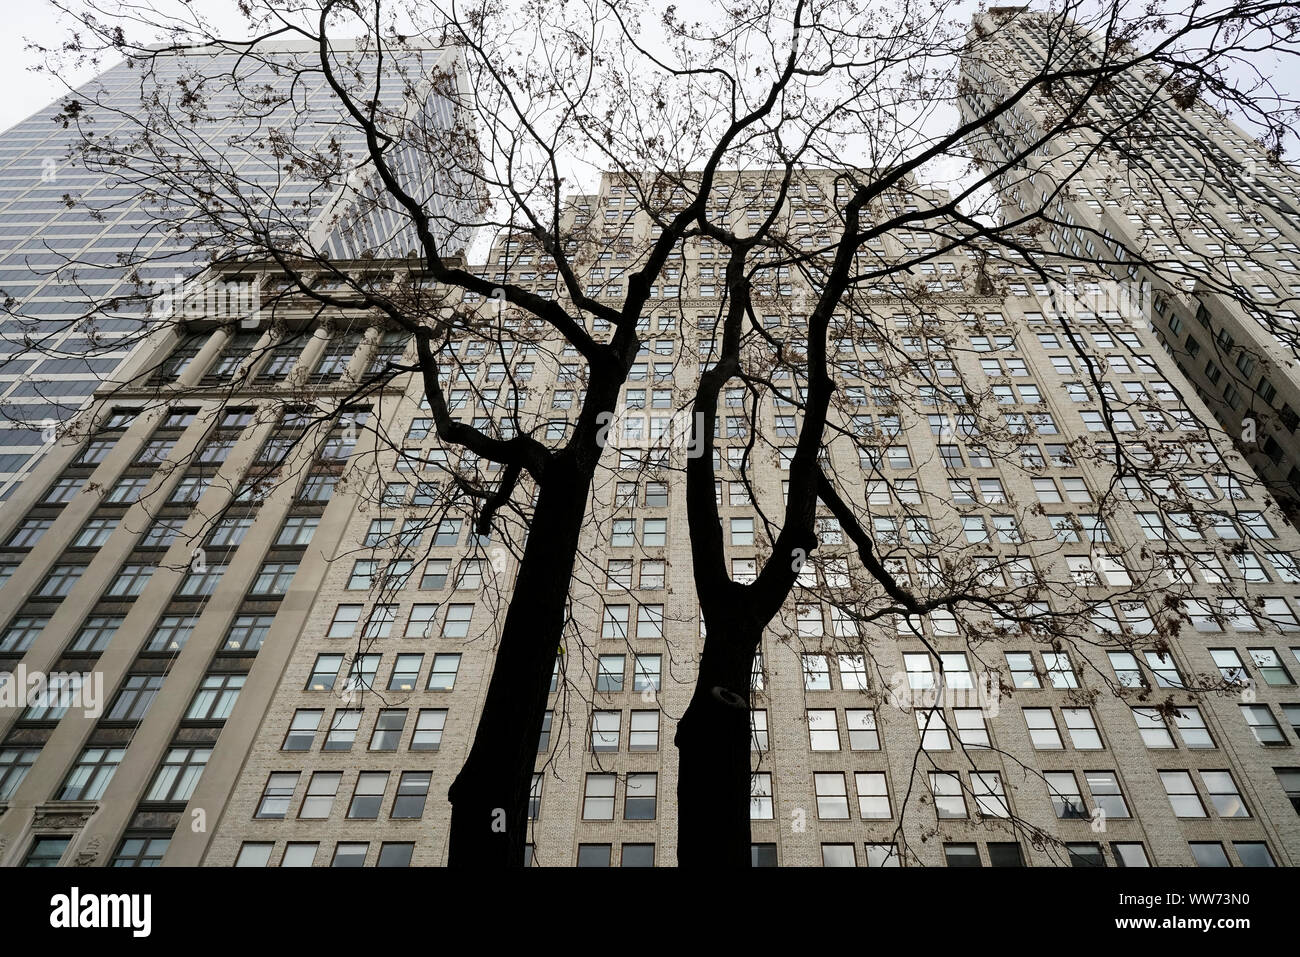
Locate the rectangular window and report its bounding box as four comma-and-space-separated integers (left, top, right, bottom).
300, 772, 342, 819
929, 772, 966, 818
583, 774, 616, 819
411, 709, 448, 751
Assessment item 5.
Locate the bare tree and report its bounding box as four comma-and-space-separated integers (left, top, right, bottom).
21, 0, 1299, 867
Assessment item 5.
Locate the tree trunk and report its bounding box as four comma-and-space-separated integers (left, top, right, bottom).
675, 622, 759, 867
446, 455, 589, 866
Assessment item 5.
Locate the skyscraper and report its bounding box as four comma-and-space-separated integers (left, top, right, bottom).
0, 38, 474, 499
960, 6, 1300, 511
1, 168, 1295, 868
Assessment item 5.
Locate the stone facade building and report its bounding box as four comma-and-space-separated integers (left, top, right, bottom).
1, 165, 1297, 867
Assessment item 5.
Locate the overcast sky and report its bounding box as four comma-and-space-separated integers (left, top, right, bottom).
3, 0, 1295, 162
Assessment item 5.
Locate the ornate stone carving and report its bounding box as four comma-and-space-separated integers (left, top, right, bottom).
31, 802, 98, 831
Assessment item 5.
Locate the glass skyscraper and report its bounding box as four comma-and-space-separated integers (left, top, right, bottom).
0, 38, 474, 498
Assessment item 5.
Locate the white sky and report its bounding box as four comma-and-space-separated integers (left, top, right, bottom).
3, 1, 1295, 171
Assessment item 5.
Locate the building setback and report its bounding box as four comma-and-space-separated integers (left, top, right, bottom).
960, 6, 1300, 511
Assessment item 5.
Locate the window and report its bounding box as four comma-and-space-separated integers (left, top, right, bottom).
405, 604, 438, 637
1111, 843, 1151, 867
1062, 708, 1103, 749
1172, 707, 1215, 748
323, 710, 361, 751
929, 772, 966, 818
59, 747, 125, 800
72, 519, 116, 548
0, 615, 45, 655
0, 748, 39, 801
274, 842, 316, 867
347, 561, 377, 590
944, 844, 981, 868
112, 833, 172, 867
1005, 652, 1039, 689
632, 655, 660, 693
105, 563, 155, 599
846, 710, 879, 750
67, 615, 121, 653
305, 654, 343, 691
966, 772, 1008, 819
277, 516, 319, 546
643, 519, 667, 546
637, 604, 664, 639
1086, 772, 1130, 819
388, 654, 423, 692
1210, 648, 1248, 683
344, 654, 380, 693
369, 709, 407, 750
1067, 843, 1105, 868
630, 710, 660, 751
106, 675, 165, 721
864, 843, 900, 868
330, 844, 368, 868
838, 654, 867, 690
729, 518, 754, 545
1276, 768, 1300, 814
625, 773, 657, 820
602, 605, 629, 639
256, 773, 300, 819
347, 772, 389, 819
803, 654, 831, 690
583, 774, 616, 819
170, 561, 228, 598
577, 845, 612, 867
1161, 771, 1207, 817
411, 709, 447, 751
751, 773, 774, 819
1132, 708, 1174, 748
25, 837, 70, 867
751, 710, 769, 750
224, 614, 273, 652
145, 746, 210, 802
283, 709, 323, 751
427, 654, 461, 690
751, 844, 779, 867
591, 711, 620, 751
185, 674, 244, 721
252, 562, 297, 595
808, 709, 840, 751
1240, 705, 1285, 745
442, 604, 473, 638
955, 708, 991, 748
528, 774, 543, 820
1043, 653, 1078, 688
856, 772, 891, 819
300, 772, 342, 818
1145, 651, 1184, 688
822, 844, 857, 867
1201, 770, 1249, 817
377, 843, 414, 868
1234, 842, 1275, 867
916, 711, 950, 750
1249, 648, 1293, 685
815, 773, 850, 819
1045, 771, 1086, 819
904, 653, 935, 690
